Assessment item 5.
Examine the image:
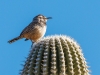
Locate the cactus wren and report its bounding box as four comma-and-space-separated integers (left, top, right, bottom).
8, 14, 52, 43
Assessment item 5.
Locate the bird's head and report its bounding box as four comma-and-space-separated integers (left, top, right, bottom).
33, 14, 52, 23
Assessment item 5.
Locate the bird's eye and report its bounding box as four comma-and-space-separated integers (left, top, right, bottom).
39, 17, 42, 19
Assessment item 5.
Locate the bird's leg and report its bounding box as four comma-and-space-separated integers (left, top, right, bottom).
31, 40, 34, 48
25, 39, 29, 41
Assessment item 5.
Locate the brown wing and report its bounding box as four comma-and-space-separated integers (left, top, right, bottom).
20, 22, 37, 36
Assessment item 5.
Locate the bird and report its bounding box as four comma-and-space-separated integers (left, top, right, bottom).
8, 14, 52, 44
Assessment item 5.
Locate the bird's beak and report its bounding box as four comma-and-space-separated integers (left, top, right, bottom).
46, 17, 52, 19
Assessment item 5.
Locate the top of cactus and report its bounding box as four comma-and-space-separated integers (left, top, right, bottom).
32, 35, 80, 49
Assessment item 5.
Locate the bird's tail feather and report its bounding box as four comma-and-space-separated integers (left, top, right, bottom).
8, 36, 22, 44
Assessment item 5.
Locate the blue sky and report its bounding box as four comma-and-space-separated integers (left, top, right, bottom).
0, 0, 100, 75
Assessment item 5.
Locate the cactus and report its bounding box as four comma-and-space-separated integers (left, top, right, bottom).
20, 35, 90, 75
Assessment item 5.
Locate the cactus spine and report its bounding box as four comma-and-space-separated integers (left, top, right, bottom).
21, 35, 90, 75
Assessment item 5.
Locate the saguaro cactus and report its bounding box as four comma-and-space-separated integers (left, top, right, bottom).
20, 35, 90, 75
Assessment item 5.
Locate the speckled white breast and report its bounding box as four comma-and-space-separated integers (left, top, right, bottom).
39, 25, 47, 38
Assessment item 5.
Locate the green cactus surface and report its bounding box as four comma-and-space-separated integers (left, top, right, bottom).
20, 35, 90, 75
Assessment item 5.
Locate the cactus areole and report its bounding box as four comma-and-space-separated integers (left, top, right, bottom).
20, 35, 90, 75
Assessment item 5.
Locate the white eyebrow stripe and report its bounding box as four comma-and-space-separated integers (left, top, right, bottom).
39, 16, 43, 17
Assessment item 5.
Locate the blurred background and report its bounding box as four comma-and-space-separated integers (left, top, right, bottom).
0, 0, 100, 75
